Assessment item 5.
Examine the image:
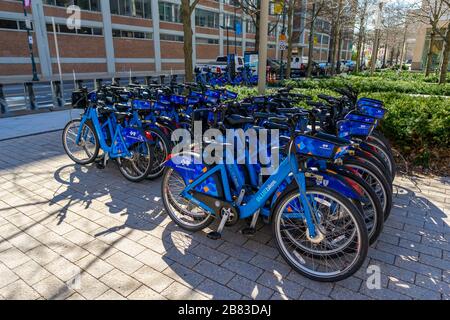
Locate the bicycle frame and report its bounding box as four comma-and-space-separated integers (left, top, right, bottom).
167, 149, 324, 238
76, 106, 145, 159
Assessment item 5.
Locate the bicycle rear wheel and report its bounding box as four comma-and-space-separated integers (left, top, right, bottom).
116, 141, 153, 182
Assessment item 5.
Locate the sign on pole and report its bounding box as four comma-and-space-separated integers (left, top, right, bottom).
279, 34, 287, 50
24, 0, 31, 8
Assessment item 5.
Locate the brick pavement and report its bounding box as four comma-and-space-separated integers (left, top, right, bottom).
0, 131, 449, 300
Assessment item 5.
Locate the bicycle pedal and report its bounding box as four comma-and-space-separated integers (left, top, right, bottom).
95, 161, 106, 169
206, 231, 221, 240
241, 227, 256, 236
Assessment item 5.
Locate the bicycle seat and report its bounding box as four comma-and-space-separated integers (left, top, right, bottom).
253, 112, 278, 119
318, 94, 339, 104
268, 116, 288, 124
114, 112, 131, 121
263, 121, 289, 131
306, 101, 326, 108
225, 114, 254, 126
115, 103, 129, 112
276, 108, 306, 114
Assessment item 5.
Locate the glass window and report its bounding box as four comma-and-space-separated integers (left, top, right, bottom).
92, 27, 103, 35
112, 29, 121, 37
134, 31, 144, 38
196, 37, 219, 44
58, 24, 76, 33
76, 0, 90, 10
160, 33, 183, 42
77, 26, 92, 34
143, 0, 151, 18
195, 9, 219, 28
110, 0, 119, 14
133, 0, 144, 18
0, 19, 18, 30
18, 20, 33, 30
159, 2, 180, 22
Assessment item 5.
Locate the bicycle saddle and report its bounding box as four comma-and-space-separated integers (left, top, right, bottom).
263, 121, 289, 131
267, 116, 289, 124
225, 114, 254, 126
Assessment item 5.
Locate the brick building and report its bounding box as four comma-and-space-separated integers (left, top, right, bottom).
0, 0, 282, 80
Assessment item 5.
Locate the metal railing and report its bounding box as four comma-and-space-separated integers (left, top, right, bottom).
0, 73, 184, 117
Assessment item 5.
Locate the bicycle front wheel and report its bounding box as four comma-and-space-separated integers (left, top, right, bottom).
272, 186, 368, 282
62, 119, 99, 165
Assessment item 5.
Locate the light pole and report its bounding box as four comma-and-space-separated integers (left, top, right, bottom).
23, 0, 39, 81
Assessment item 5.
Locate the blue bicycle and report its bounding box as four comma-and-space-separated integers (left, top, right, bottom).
161, 110, 369, 282
63, 89, 154, 182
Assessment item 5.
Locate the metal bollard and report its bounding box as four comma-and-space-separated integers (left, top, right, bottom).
0, 84, 7, 114
52, 81, 64, 108
95, 79, 102, 90
76, 80, 83, 89
25, 82, 37, 110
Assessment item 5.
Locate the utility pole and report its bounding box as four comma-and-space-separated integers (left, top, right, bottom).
23, 0, 39, 81
258, 0, 269, 94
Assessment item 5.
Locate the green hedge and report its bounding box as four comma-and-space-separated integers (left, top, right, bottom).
227, 85, 450, 167
283, 76, 450, 96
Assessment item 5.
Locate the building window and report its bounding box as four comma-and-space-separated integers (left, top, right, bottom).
46, 23, 103, 35
159, 2, 181, 23
223, 40, 242, 46
224, 0, 239, 6
0, 19, 25, 30
196, 37, 219, 44
246, 41, 255, 48
195, 9, 219, 28
321, 34, 329, 45
160, 33, 183, 42
223, 13, 240, 29
246, 20, 256, 34
44, 0, 101, 12
110, 0, 152, 18
112, 28, 152, 39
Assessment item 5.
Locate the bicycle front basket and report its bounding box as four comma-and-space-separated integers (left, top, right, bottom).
71, 88, 88, 109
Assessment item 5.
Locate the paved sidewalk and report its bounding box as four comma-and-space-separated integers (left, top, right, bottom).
0, 131, 449, 300
0, 109, 79, 141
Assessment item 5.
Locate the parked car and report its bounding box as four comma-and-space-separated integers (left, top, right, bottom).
318, 62, 332, 76
196, 55, 244, 74
404, 59, 412, 70
342, 60, 356, 72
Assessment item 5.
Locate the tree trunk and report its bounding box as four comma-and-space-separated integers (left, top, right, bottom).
306, 2, 316, 78
356, 0, 367, 73
382, 42, 388, 68
355, 27, 364, 72
181, 1, 194, 81
425, 30, 436, 76
336, 29, 342, 73
286, 0, 295, 79
329, 24, 337, 74
439, 22, 450, 84
254, 13, 260, 52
